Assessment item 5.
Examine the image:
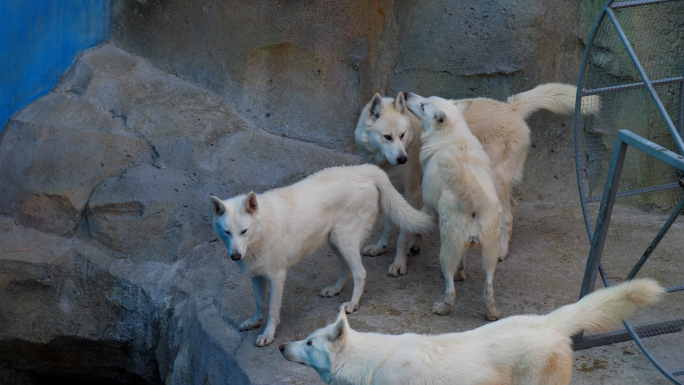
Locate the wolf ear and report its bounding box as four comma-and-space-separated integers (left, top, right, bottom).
210, 196, 225, 216
366, 93, 383, 124
244, 192, 258, 214
395, 92, 407, 114
452, 99, 472, 115
329, 317, 346, 346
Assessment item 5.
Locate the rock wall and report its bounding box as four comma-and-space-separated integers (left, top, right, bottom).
110, 0, 593, 203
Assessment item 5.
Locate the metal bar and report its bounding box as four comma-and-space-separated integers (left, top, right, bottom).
610, 0, 683, 9
625, 320, 684, 384
679, 66, 684, 145
579, 138, 629, 299
575, 0, 612, 241
628, 197, 684, 279
599, 263, 611, 287
573, 328, 634, 350
585, 182, 681, 203
583, 77, 684, 96
573, 318, 684, 350
666, 284, 684, 293
619, 130, 684, 171
606, 8, 684, 154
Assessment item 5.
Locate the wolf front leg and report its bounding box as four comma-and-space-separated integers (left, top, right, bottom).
256, 271, 287, 347
239, 276, 268, 331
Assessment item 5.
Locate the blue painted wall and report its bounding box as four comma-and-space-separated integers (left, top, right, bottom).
0, 0, 110, 132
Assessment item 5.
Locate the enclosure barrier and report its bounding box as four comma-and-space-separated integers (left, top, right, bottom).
572, 0, 684, 383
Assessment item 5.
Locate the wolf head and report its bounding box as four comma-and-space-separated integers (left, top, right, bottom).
354, 92, 415, 166
279, 306, 348, 383
404, 92, 471, 136
210, 192, 259, 261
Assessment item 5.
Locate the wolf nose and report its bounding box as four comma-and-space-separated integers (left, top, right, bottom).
397, 155, 407, 164
279, 344, 285, 352
230, 253, 242, 261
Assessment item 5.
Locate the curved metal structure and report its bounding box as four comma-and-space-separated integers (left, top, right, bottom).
573, 1, 684, 383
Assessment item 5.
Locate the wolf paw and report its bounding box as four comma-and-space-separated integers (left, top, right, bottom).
409, 245, 421, 255
485, 310, 502, 321
388, 262, 407, 277
255, 332, 275, 347
362, 243, 387, 256
320, 286, 341, 298
341, 301, 359, 314
239, 318, 262, 331
432, 302, 451, 315
454, 269, 466, 281
498, 250, 509, 261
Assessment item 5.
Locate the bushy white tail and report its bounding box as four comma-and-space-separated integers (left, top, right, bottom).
372, 169, 434, 234
545, 279, 664, 336
506, 83, 600, 119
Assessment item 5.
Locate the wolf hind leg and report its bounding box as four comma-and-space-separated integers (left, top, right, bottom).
481, 228, 502, 320
321, 242, 352, 297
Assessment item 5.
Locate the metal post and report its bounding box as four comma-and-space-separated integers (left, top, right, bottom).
579, 137, 629, 299
627, 196, 684, 279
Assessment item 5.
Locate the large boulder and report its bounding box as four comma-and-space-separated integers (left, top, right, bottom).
0, 44, 359, 384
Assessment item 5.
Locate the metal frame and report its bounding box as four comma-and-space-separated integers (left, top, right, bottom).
573, 131, 684, 385
573, 1, 684, 383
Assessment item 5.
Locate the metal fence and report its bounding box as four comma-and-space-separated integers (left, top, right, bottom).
573, 0, 684, 383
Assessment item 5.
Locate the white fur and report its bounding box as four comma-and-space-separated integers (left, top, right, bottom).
281, 279, 663, 385
357, 84, 599, 275
211, 164, 434, 346
354, 92, 424, 276
455, 83, 599, 261
406, 92, 503, 320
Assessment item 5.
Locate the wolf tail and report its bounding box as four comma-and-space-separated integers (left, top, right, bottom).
370, 166, 435, 234
505, 83, 600, 119
544, 279, 664, 337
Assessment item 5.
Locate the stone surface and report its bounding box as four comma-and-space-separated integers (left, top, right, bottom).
110, 0, 586, 160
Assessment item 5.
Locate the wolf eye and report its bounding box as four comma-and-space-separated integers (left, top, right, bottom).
383, 135, 392, 141
306, 340, 312, 346
421, 103, 425, 111
224, 230, 231, 236
400, 132, 405, 139
241, 229, 248, 235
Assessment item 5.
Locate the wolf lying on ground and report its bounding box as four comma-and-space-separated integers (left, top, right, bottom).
356, 84, 599, 276
405, 91, 503, 319
211, 164, 434, 346
280, 279, 663, 385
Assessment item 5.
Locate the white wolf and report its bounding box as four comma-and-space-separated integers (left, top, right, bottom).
459, 84, 599, 262
210, 164, 433, 346
280, 279, 663, 385
354, 92, 424, 276
357, 84, 599, 276
406, 91, 504, 319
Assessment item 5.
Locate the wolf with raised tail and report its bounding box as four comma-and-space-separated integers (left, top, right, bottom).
281, 279, 662, 385
211, 164, 434, 346
355, 84, 599, 276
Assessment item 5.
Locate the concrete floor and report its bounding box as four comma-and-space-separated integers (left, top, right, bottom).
216, 200, 684, 384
